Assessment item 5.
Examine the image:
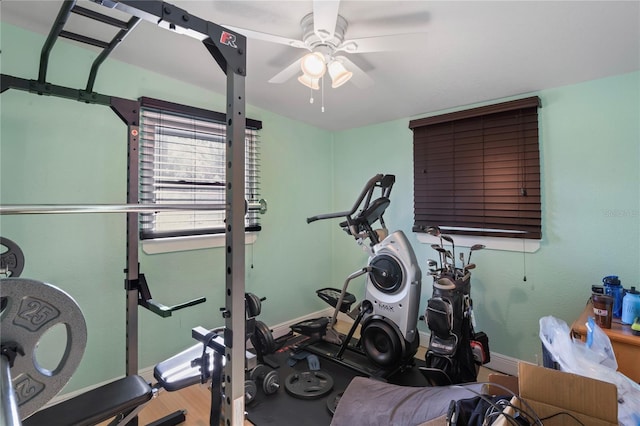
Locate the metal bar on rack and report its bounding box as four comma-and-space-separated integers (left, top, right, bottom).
124, 122, 141, 378
0, 201, 266, 215
0, 356, 21, 426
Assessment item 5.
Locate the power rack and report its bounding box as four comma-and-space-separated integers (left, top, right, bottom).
1, 1, 250, 424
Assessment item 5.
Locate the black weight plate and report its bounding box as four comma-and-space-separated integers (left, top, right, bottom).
262, 370, 280, 395
284, 370, 334, 400
245, 380, 258, 405
249, 364, 270, 381
1, 237, 25, 277
252, 320, 276, 355
245, 292, 262, 318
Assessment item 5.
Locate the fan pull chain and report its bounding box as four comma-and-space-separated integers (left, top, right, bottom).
321, 73, 325, 112
309, 84, 314, 104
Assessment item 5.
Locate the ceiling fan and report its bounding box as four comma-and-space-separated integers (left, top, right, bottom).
223, 0, 424, 91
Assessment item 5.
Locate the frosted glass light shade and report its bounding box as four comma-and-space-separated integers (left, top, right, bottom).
300, 52, 326, 79
328, 60, 353, 88
297, 74, 320, 90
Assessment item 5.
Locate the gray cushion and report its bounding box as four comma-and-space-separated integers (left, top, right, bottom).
330, 377, 484, 426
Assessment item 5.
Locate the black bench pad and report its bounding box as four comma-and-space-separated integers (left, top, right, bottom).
23, 375, 152, 426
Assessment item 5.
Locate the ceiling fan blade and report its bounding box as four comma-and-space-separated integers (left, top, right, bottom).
335, 56, 374, 89
268, 57, 303, 84
222, 25, 307, 49
337, 33, 425, 53
313, 0, 340, 41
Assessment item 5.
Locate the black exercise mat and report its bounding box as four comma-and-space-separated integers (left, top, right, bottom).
245, 343, 428, 426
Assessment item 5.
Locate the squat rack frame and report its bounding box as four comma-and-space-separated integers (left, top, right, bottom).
1, 0, 249, 423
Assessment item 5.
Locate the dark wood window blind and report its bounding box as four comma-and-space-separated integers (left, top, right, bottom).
409, 96, 541, 239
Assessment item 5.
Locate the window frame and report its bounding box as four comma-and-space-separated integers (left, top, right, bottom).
409, 96, 541, 240
138, 97, 262, 241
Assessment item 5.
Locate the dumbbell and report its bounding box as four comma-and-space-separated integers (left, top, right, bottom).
245, 379, 258, 405
249, 364, 280, 396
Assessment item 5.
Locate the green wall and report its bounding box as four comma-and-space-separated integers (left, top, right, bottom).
2, 19, 639, 398
331, 71, 640, 363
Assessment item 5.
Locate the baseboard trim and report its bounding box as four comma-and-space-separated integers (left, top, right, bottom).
484, 352, 522, 376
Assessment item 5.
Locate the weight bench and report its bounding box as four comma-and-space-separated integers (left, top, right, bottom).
22, 375, 158, 426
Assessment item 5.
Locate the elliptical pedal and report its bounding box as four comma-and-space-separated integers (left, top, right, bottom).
290, 317, 329, 341
316, 288, 356, 312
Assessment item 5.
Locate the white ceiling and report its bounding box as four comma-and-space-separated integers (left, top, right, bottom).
2, 1, 639, 131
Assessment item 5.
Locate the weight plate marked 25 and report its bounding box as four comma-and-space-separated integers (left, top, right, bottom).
1, 278, 87, 420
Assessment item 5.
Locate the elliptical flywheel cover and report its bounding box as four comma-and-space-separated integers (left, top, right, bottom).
368, 254, 403, 293
361, 319, 404, 368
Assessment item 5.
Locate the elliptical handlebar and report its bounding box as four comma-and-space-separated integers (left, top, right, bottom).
306, 174, 393, 224
306, 174, 395, 246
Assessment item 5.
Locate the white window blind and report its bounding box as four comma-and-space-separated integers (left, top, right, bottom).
139, 102, 261, 239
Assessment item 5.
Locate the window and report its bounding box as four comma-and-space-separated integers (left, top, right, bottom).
409, 97, 541, 239
139, 97, 261, 239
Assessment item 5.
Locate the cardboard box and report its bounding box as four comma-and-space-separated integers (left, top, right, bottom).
494, 363, 618, 426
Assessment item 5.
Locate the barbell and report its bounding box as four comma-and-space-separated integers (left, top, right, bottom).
0, 199, 267, 215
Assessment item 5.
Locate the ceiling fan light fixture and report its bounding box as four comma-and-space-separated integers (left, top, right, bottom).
328, 60, 353, 88
301, 52, 326, 79
297, 74, 320, 90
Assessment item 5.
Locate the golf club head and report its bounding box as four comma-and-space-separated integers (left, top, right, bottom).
441, 234, 454, 244
426, 226, 441, 237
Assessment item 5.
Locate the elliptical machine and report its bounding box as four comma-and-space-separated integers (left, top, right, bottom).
293, 174, 422, 378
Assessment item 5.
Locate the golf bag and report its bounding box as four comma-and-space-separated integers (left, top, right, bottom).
423, 274, 489, 384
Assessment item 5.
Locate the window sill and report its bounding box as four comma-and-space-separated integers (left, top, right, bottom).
142, 232, 258, 254
415, 233, 540, 253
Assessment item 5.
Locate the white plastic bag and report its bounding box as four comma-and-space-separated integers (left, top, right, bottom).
539, 315, 640, 426
540, 315, 617, 370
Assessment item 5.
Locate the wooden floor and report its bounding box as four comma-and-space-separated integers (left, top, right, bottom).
108, 322, 495, 426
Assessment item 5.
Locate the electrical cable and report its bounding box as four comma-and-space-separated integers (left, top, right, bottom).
475, 381, 542, 426
539, 411, 585, 425
452, 382, 542, 426
449, 385, 521, 426
483, 398, 521, 426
